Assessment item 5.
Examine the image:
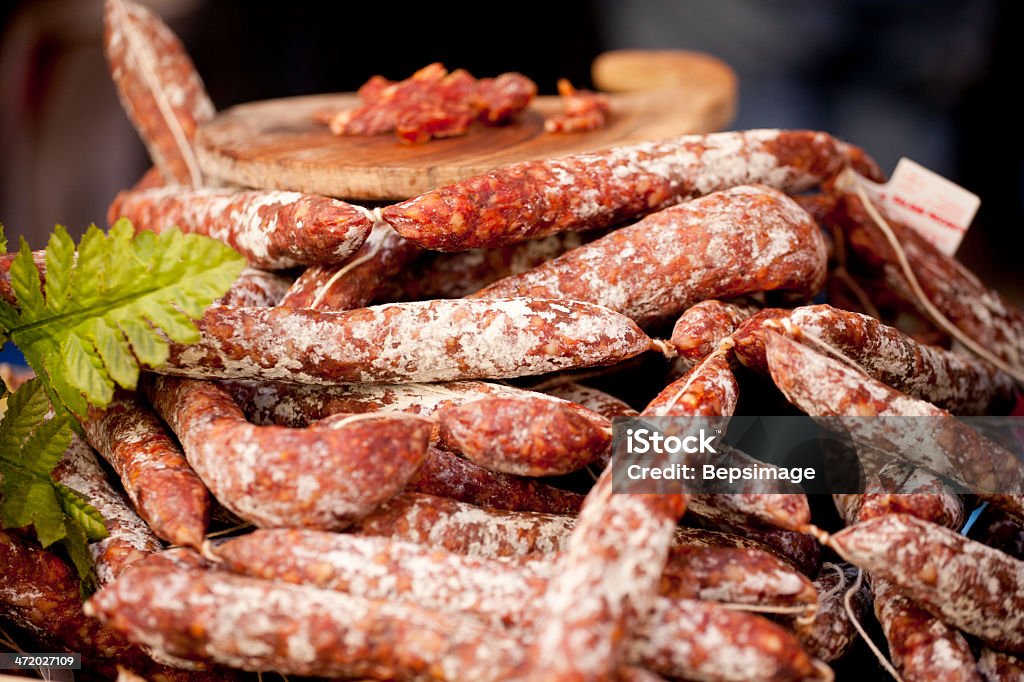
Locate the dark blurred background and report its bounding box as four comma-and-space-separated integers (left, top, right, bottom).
1, 0, 1021, 299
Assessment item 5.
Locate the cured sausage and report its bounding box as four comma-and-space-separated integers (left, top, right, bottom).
472, 185, 828, 327
217, 267, 292, 307
52, 435, 163, 585
827, 513, 1024, 654
85, 564, 526, 681
977, 647, 1024, 681
544, 382, 638, 419
353, 492, 576, 558
784, 563, 868, 662
436, 397, 611, 476
223, 378, 609, 433
764, 332, 1024, 495
144, 376, 431, 529
0, 530, 216, 681
382, 129, 881, 251
873, 578, 981, 682
280, 220, 421, 310
108, 187, 373, 269
158, 300, 653, 385
103, 0, 214, 186
377, 231, 590, 301
82, 390, 210, 548
833, 191, 1024, 370
520, 469, 686, 681
669, 299, 758, 368
732, 304, 1015, 415
407, 447, 585, 515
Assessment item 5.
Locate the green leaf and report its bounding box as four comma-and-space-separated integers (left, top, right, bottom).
10, 239, 45, 324
44, 226, 75, 315
55, 482, 108, 542
0, 378, 104, 594
0, 379, 51, 457
61, 520, 98, 597
0, 224, 7, 254
0, 221, 245, 414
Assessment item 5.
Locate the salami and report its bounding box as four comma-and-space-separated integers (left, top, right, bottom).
214, 529, 549, 630
349, 493, 816, 610
144, 376, 431, 529
732, 304, 1015, 415
641, 352, 738, 419
978, 647, 1024, 681
217, 267, 292, 307
103, 0, 214, 186
158, 300, 653, 385
82, 390, 210, 548
827, 514, 1024, 654
669, 299, 759, 369
377, 231, 590, 301
544, 382, 638, 419
834, 191, 1024, 370
0, 530, 215, 681
436, 397, 611, 476
280, 220, 421, 310
764, 332, 1024, 495
223, 378, 609, 433
322, 63, 536, 144
545, 79, 612, 133
873, 578, 981, 682
658, 545, 817, 611
407, 447, 585, 515
352, 492, 576, 558
521, 469, 686, 681
856, 462, 965, 530
382, 129, 881, 251
784, 563, 868, 663
472, 185, 827, 326
52, 435, 162, 585
622, 598, 828, 682
85, 564, 526, 681
108, 187, 372, 269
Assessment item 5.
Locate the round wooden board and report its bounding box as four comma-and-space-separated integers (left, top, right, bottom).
195, 52, 737, 201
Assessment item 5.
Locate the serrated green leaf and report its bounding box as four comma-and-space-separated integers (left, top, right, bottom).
143, 303, 201, 344
0, 378, 50, 457
55, 482, 108, 542
118, 317, 169, 368
0, 378, 101, 593
20, 411, 74, 474
71, 225, 108, 306
0, 224, 7, 254
9, 239, 45, 323
0, 478, 59, 532
0, 302, 18, 330
87, 320, 137, 389
132, 229, 157, 261
62, 334, 114, 408
1, 221, 244, 413
44, 226, 75, 315
60, 520, 98, 597
42, 358, 89, 418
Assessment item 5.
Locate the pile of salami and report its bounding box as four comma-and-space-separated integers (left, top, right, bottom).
3, 1, 1024, 680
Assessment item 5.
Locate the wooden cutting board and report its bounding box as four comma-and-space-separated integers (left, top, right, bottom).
195, 51, 737, 201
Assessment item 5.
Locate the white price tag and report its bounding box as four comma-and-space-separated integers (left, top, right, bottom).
844, 158, 980, 256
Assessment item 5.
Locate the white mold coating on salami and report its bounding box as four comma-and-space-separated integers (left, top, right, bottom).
831, 514, 1024, 654
473, 185, 827, 326
52, 435, 162, 585
161, 299, 652, 385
